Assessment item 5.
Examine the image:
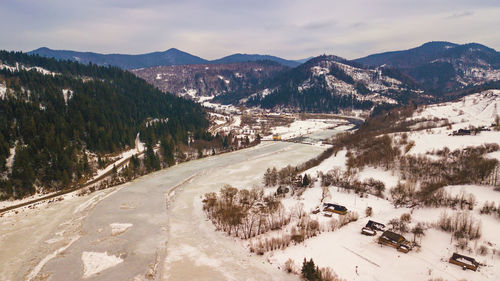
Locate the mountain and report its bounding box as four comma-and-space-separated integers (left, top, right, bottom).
294, 56, 315, 64
131, 61, 287, 102
238, 55, 426, 112
28, 47, 208, 69
354, 41, 500, 93
29, 47, 304, 69
0, 51, 208, 199
211, 54, 301, 67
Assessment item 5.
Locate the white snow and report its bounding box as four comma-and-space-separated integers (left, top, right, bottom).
0, 63, 56, 76
405, 90, 500, 155
92, 133, 145, 180
258, 92, 500, 280
181, 88, 198, 99
304, 150, 348, 177
4, 144, 16, 176
263, 118, 352, 142
110, 223, 132, 236
411, 90, 500, 127
357, 166, 400, 190
27, 236, 80, 281
269, 180, 500, 280
0, 82, 7, 99
62, 89, 73, 104
81, 251, 123, 279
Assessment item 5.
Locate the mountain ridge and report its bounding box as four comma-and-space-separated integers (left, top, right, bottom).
28, 47, 304, 69
353, 41, 500, 93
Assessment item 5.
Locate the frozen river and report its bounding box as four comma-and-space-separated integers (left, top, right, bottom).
1, 127, 347, 280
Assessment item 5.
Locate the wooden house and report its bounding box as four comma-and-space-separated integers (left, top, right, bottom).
366, 220, 385, 231
361, 227, 376, 236
322, 203, 348, 215
378, 230, 411, 253
449, 253, 479, 271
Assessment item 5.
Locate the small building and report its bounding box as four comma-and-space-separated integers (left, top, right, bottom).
378, 230, 411, 253
452, 129, 472, 136
272, 133, 282, 141
361, 227, 376, 236
322, 203, 348, 215
366, 220, 385, 231
361, 220, 385, 236
449, 253, 479, 271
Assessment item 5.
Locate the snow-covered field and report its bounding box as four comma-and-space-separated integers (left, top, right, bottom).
262, 118, 353, 142
268, 182, 500, 281
253, 90, 500, 280
405, 90, 500, 156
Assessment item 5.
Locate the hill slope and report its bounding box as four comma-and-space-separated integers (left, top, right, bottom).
211, 54, 301, 67
131, 61, 288, 102
355, 41, 500, 93
0, 51, 208, 198
28, 47, 209, 69
29, 47, 302, 69
240, 55, 426, 112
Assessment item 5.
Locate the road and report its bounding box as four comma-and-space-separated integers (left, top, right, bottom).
2, 141, 324, 281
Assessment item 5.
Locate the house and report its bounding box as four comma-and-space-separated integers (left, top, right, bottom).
452, 129, 472, 136
366, 220, 385, 231
449, 253, 479, 271
361, 227, 376, 236
378, 230, 411, 253
272, 133, 282, 141
361, 220, 385, 236
322, 203, 348, 215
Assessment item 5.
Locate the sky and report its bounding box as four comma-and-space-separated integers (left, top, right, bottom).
1, 0, 499, 60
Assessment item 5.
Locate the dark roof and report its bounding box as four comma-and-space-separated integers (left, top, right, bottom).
450, 253, 478, 265
381, 230, 404, 243
323, 203, 347, 211
366, 220, 385, 230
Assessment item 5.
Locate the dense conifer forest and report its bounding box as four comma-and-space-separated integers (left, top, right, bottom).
0, 51, 208, 199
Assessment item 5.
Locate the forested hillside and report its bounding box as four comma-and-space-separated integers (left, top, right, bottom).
243, 55, 424, 112
0, 51, 208, 199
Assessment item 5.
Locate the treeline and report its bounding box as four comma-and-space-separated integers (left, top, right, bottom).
202, 185, 288, 239
0, 51, 208, 199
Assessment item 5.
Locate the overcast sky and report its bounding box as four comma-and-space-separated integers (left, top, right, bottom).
1, 0, 499, 60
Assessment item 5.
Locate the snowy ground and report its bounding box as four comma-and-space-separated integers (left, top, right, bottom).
257, 91, 500, 281
268, 182, 500, 281
81, 251, 123, 279
405, 90, 500, 156
262, 118, 353, 141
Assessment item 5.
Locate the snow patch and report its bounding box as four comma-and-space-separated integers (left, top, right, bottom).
110, 223, 133, 236
0, 82, 7, 99
81, 251, 123, 279
62, 89, 73, 104
0, 63, 56, 76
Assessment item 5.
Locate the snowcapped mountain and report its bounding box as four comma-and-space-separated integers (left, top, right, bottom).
355, 41, 500, 93
243, 55, 426, 112
131, 61, 288, 102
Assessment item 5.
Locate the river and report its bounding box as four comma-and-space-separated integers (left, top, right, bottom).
1, 127, 348, 281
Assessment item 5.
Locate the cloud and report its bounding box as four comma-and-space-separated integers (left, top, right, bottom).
0, 0, 498, 60
301, 20, 337, 30
445, 11, 474, 19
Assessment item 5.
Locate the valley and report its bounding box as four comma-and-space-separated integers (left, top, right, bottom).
1, 37, 499, 281
0, 130, 341, 280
